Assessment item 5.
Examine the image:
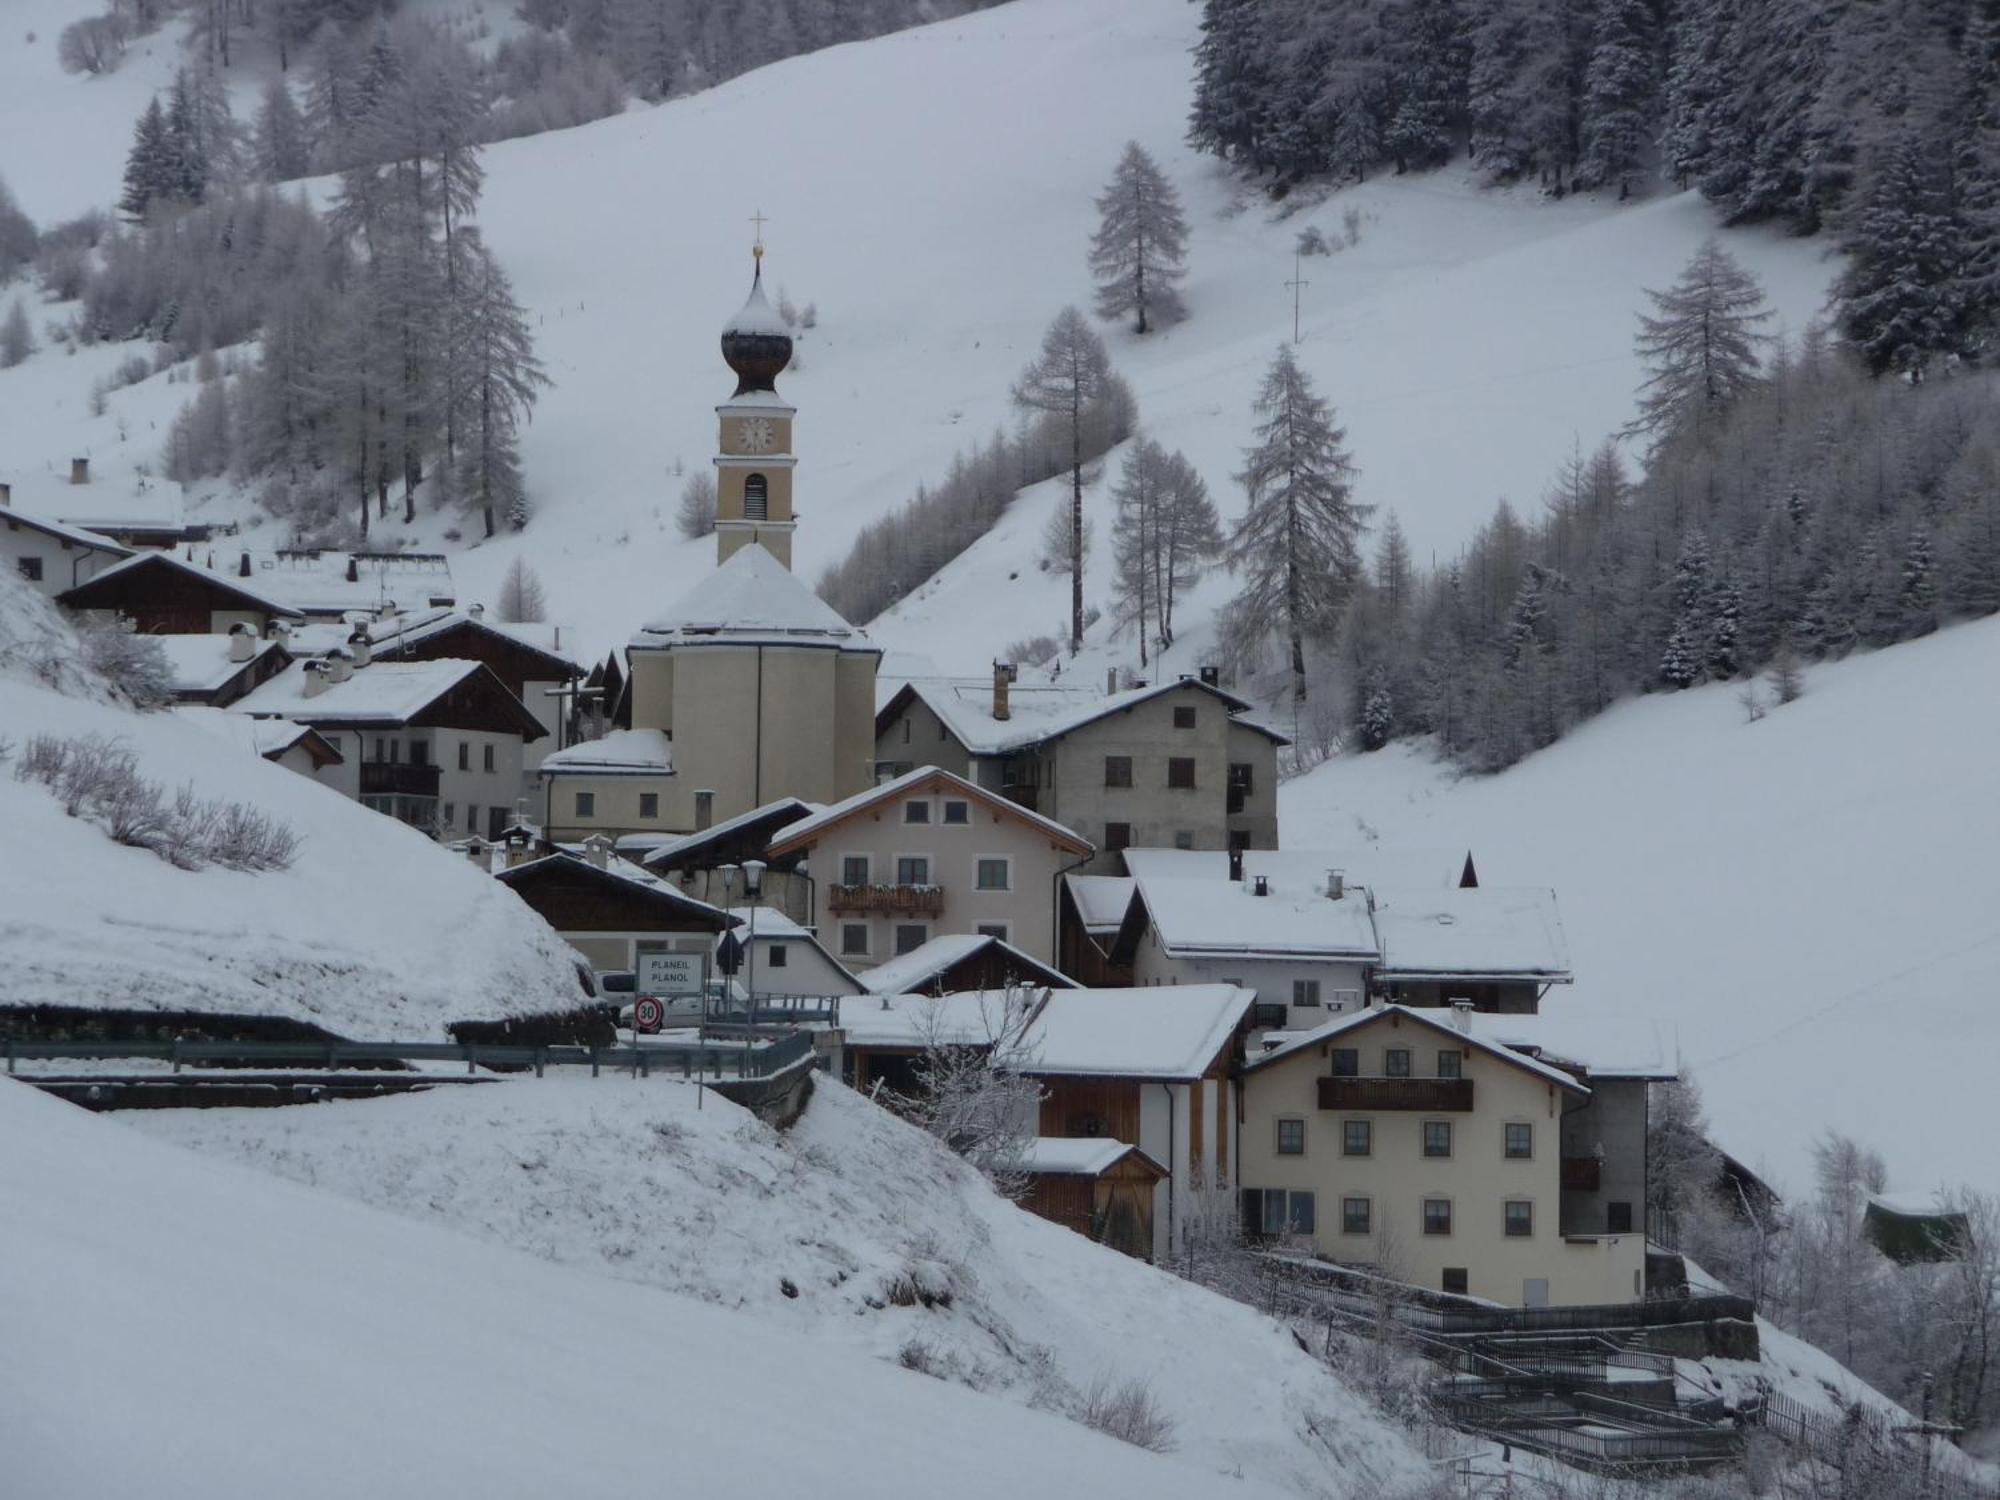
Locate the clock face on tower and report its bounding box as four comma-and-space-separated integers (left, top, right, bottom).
737, 417, 776, 454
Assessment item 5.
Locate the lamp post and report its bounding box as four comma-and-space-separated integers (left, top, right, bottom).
742, 859, 766, 1029
715, 863, 738, 1082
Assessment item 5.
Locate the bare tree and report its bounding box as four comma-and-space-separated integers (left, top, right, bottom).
1013, 308, 1114, 654
676, 469, 717, 538
496, 554, 547, 623
887, 986, 1047, 1201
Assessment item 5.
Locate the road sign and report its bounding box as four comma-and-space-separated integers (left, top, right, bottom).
632, 997, 665, 1034
637, 951, 705, 997
714, 932, 744, 977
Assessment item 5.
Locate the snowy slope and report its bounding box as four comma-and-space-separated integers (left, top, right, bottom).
0, 573, 589, 1036
1279, 615, 2000, 1203
0, 1078, 1328, 1500
0, 0, 1837, 669
133, 1075, 1430, 1499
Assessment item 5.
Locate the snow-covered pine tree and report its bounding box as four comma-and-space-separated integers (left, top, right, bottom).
1385, 0, 1469, 174
1628, 238, 1773, 447
1227, 345, 1372, 703
1012, 307, 1114, 653
1578, 0, 1657, 197
1900, 524, 1938, 635
0, 297, 34, 369
0, 177, 35, 283
1089, 142, 1190, 334
450, 233, 549, 537
1187, 0, 1272, 169
120, 98, 181, 220
1833, 135, 1962, 378
253, 80, 312, 182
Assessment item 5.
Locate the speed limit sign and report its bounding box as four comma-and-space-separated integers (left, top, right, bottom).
633, 997, 665, 1034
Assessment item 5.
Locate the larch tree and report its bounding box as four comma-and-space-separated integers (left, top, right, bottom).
253, 80, 312, 182
1012, 306, 1114, 653
1627, 237, 1772, 448
1227, 345, 1372, 703
1089, 141, 1190, 334
451, 233, 549, 537
497, 555, 548, 622
1111, 440, 1169, 663
1153, 445, 1223, 647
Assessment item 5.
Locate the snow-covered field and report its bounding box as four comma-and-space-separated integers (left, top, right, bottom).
1281, 614, 2000, 1204
0, 0, 1837, 671
131, 1074, 1430, 1498
0, 574, 589, 1035
2, 1074, 1370, 1500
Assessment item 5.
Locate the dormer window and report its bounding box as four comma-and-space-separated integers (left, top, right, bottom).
744, 473, 769, 520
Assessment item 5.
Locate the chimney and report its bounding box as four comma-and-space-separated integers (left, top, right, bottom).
1106, 667, 1118, 696
1227, 846, 1244, 882
1199, 664, 1220, 688
345, 557, 359, 583
301, 660, 329, 698
582, 834, 614, 870
347, 626, 372, 668
470, 602, 485, 621
1451, 1000, 1474, 1035
378, 599, 398, 621
463, 836, 490, 866
238, 551, 251, 578
0, 481, 11, 507
70, 458, 89, 485
992, 660, 1016, 721
324, 648, 353, 684
266, 618, 291, 646
1252, 874, 1270, 898
227, 623, 255, 663
1327, 869, 1345, 901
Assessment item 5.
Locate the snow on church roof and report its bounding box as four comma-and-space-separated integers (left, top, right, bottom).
722, 272, 792, 339
629, 544, 874, 652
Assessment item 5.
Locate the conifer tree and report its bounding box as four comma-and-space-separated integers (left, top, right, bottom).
1385, 0, 1469, 173
1578, 0, 1657, 196
1834, 137, 1962, 378
1012, 307, 1115, 652
451, 234, 549, 537
1187, 0, 1272, 168
0, 297, 34, 369
253, 80, 312, 182
120, 98, 179, 220
1089, 143, 1190, 334
1628, 238, 1773, 447
1154, 446, 1223, 647
1227, 346, 1372, 703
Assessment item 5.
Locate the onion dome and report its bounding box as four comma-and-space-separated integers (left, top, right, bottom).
719, 254, 793, 396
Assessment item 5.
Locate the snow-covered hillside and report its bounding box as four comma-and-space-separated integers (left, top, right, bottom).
2, 1076, 1356, 1500
1280, 615, 2000, 1203
0, 572, 588, 1036
0, 0, 1835, 668
133, 1075, 1431, 1498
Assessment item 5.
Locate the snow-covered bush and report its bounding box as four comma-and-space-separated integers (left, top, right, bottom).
73, 618, 174, 708
58, 13, 128, 75
676, 470, 717, 539
1077, 1375, 1176, 1454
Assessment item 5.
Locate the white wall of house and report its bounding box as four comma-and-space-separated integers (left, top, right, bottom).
1, 522, 124, 599
1131, 929, 1369, 1027
737, 926, 856, 999
433, 728, 528, 841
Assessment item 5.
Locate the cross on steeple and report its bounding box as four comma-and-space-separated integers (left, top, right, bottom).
750, 209, 769, 263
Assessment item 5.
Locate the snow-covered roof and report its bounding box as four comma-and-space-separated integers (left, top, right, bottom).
236, 658, 492, 726
1463, 1011, 1676, 1080
498, 850, 730, 922
1065, 875, 1136, 934
1021, 1138, 1164, 1178
1868, 1191, 1964, 1220
855, 933, 1079, 996
0, 508, 132, 556
1125, 855, 1380, 961
172, 706, 339, 764
66, 549, 307, 618
768, 765, 1092, 857
195, 547, 458, 617
355, 605, 585, 673
642, 796, 818, 869
722, 905, 809, 938
539, 728, 674, 777
722, 270, 792, 338
630, 544, 874, 652
1120, 847, 1472, 895
1245, 1005, 1589, 1094
839, 989, 1031, 1050
884, 675, 1289, 755
1025, 985, 1255, 1081
151, 633, 284, 695
1372, 887, 1572, 981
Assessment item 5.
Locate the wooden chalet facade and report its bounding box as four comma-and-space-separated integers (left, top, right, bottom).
495, 849, 734, 975
59, 552, 305, 636
1020, 1141, 1168, 1261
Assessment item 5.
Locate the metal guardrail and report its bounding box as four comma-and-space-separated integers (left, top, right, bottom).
5, 1030, 821, 1082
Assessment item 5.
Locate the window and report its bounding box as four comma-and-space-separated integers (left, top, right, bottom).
694, 791, 714, 829
16, 557, 42, 582
975, 923, 1009, 942
1173, 830, 1194, 850
893, 923, 929, 956
1331, 1048, 1359, 1078
639, 792, 659, 819
1104, 821, 1131, 852
375, 737, 388, 763
1423, 1121, 1453, 1159
1288, 1191, 1316, 1235
896, 856, 930, 886
1167, 757, 1196, 789
1256, 1189, 1315, 1236
904, 800, 930, 824
1608, 1202, 1634, 1234
1505, 1200, 1534, 1238
1293, 979, 1321, 1008
744, 472, 769, 519
1342, 1197, 1371, 1236
901, 719, 911, 744
1173, 705, 1197, 729
408, 740, 428, 767
1104, 756, 1132, 788
1442, 1268, 1469, 1296
443, 802, 456, 827
1276, 1118, 1306, 1156
840, 924, 869, 957
975, 858, 1009, 891
1385, 1048, 1412, 1078
575, 791, 595, 818
483, 744, 495, 773
1505, 1123, 1534, 1160
942, 800, 969, 825
1437, 1050, 1462, 1079
1228, 762, 1253, 794
1423, 1199, 1453, 1236
767, 943, 789, 969
1342, 1120, 1372, 1157
841, 855, 870, 887
466, 804, 478, 833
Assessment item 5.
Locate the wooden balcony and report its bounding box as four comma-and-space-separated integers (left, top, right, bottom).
827, 883, 945, 916
1561, 1156, 1603, 1192
1319, 1076, 1475, 1112
359, 761, 441, 798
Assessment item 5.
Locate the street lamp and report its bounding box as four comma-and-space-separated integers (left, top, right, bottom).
742, 859, 766, 1028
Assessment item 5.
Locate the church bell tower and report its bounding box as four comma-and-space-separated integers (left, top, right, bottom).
714, 233, 797, 569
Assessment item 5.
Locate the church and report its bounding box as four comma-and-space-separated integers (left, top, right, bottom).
538, 249, 880, 843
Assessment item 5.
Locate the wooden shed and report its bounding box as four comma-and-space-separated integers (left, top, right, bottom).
1019, 1139, 1168, 1261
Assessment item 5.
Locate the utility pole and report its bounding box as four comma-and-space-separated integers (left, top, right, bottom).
1286, 253, 1310, 344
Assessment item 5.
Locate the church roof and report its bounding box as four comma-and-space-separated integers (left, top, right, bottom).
629, 544, 875, 654
722, 271, 791, 339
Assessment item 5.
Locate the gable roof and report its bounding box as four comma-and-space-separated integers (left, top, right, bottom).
1372, 887, 1571, 982
1063, 875, 1136, 936
1123, 856, 1380, 962
766, 764, 1092, 858
856, 933, 1080, 997
495, 851, 733, 929
172, 707, 344, 767
629, 544, 875, 653
1021, 1138, 1167, 1179
1463, 1010, 1675, 1081
59, 549, 308, 619
151, 633, 287, 697
878, 675, 1290, 756
1024, 985, 1255, 1081
360, 606, 585, 677
236, 658, 545, 738
716, 906, 863, 993
1244, 1004, 1589, 1095
163, 547, 457, 617
642, 797, 818, 871
538, 728, 674, 777
1118, 847, 1476, 893
0, 509, 133, 558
